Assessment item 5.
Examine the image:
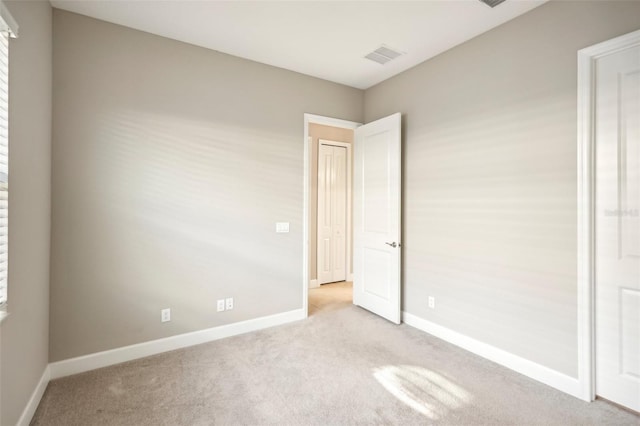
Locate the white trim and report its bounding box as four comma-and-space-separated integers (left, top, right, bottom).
303, 114, 361, 319
16, 366, 50, 426
307, 136, 314, 288
318, 139, 352, 285
402, 312, 582, 398
305, 114, 362, 130
347, 273, 354, 282
576, 28, 640, 404
49, 308, 305, 379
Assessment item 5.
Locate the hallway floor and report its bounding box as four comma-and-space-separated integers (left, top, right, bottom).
308, 280, 352, 315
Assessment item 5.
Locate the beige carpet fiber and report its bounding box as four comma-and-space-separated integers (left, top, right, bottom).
33, 283, 639, 425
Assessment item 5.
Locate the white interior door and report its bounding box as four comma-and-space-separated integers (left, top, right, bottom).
353, 113, 401, 324
595, 42, 640, 412
317, 143, 347, 284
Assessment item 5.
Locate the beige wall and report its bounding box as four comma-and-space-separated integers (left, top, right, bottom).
0, 1, 52, 424
364, 0, 640, 377
50, 10, 363, 362
308, 123, 354, 281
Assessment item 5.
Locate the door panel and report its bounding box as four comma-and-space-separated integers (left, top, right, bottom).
362, 247, 391, 299
333, 146, 347, 281
363, 133, 390, 233
620, 69, 640, 259
318, 145, 332, 283
353, 113, 401, 324
621, 288, 640, 379
595, 43, 640, 412
317, 143, 347, 284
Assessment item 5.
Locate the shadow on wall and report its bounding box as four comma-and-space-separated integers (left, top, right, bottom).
57, 108, 302, 334
400, 86, 578, 374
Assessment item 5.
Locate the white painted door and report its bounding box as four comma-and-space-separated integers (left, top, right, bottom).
317, 143, 347, 284
353, 113, 401, 324
595, 42, 640, 412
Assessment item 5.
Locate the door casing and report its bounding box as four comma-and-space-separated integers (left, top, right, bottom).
576, 28, 640, 403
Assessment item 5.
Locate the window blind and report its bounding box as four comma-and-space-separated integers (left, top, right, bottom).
0, 1, 16, 308
0, 29, 7, 306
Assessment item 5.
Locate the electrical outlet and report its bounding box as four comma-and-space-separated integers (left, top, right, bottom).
161, 308, 171, 322
217, 299, 226, 312
428, 296, 435, 309
226, 297, 234, 310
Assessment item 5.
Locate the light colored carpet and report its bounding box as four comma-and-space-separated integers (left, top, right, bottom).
32, 285, 639, 425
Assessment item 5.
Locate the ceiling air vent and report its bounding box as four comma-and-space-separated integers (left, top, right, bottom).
364, 45, 404, 65
478, 0, 506, 7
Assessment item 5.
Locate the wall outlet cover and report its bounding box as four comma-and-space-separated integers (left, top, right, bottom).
161, 308, 171, 322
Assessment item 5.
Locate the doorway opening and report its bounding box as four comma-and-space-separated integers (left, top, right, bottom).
302, 112, 403, 322
303, 114, 360, 317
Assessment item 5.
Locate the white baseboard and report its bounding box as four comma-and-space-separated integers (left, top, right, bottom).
309, 279, 319, 289
50, 308, 305, 380
402, 311, 582, 399
17, 365, 50, 426
347, 273, 354, 282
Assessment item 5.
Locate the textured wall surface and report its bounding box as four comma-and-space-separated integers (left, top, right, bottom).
364, 0, 640, 376
50, 10, 363, 362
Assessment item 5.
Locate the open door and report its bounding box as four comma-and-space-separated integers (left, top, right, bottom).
594, 38, 640, 412
353, 113, 401, 324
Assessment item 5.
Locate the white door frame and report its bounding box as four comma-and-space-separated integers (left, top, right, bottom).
317, 139, 352, 285
577, 28, 640, 403
303, 114, 361, 318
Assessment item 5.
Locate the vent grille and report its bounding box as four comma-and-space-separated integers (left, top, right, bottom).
478, 0, 506, 8
364, 45, 404, 65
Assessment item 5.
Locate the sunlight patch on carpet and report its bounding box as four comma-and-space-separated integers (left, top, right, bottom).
373, 365, 472, 419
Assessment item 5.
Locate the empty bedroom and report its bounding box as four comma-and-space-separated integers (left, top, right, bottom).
0, 0, 639, 425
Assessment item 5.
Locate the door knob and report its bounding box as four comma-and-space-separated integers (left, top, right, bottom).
385, 242, 397, 248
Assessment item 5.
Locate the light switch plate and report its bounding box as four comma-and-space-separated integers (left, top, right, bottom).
276, 222, 290, 233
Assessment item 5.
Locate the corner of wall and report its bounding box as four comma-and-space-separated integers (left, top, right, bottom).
1, 0, 53, 424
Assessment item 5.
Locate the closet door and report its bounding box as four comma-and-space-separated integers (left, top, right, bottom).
318, 143, 347, 284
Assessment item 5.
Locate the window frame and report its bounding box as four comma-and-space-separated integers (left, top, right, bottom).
0, 0, 18, 320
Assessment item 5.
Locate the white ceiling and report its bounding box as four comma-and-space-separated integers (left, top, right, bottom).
50, 0, 547, 90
